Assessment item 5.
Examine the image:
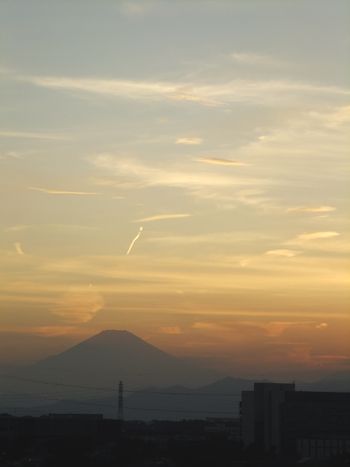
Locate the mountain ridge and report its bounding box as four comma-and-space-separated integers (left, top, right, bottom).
2, 330, 221, 397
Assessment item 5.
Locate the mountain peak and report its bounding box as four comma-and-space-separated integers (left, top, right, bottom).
32, 329, 219, 389
95, 329, 134, 338
98, 329, 130, 335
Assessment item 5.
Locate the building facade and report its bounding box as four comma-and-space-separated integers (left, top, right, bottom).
241, 382, 350, 460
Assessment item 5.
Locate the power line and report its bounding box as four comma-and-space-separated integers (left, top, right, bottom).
0, 392, 236, 416
0, 374, 242, 398
0, 374, 240, 416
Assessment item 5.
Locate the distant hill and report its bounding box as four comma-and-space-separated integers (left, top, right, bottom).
0, 330, 220, 401
1, 331, 349, 420
0, 376, 255, 420
122, 376, 255, 420
299, 371, 350, 393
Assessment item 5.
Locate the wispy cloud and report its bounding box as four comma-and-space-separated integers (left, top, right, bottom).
92, 154, 266, 191
159, 326, 182, 335
51, 286, 104, 323
135, 213, 192, 223
296, 231, 340, 241
287, 206, 336, 214
0, 130, 68, 140
146, 231, 273, 246
309, 105, 350, 129
316, 322, 328, 329
23, 74, 350, 107
230, 52, 288, 67
119, 1, 156, 16
5, 224, 99, 232
29, 187, 99, 196
196, 157, 249, 167
176, 137, 203, 145
265, 249, 301, 258
6, 225, 29, 232
14, 242, 25, 255
0, 151, 24, 160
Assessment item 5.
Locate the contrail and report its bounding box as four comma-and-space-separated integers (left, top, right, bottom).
126, 226, 143, 255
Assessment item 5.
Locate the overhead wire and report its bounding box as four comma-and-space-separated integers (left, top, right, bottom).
0, 373, 241, 416
0, 374, 243, 398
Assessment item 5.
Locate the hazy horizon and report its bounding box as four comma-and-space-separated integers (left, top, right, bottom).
1, 0, 349, 382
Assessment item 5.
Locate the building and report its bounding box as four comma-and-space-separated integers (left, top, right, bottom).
240, 382, 350, 460
241, 382, 295, 453
281, 391, 350, 460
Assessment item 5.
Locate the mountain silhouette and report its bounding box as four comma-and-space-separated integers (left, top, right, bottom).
2, 331, 349, 419
3, 330, 220, 399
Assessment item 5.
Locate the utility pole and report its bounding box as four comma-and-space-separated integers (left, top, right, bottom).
118, 380, 124, 421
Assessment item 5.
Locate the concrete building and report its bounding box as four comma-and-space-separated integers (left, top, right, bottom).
281, 391, 350, 460
241, 382, 295, 453
240, 382, 350, 460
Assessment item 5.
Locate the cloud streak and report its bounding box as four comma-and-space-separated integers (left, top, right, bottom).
135, 213, 191, 223
287, 206, 336, 214
92, 154, 267, 191
296, 231, 340, 241
176, 137, 202, 145
14, 242, 25, 255
52, 286, 104, 323
29, 187, 99, 196
230, 52, 288, 68
0, 130, 68, 140
23, 74, 350, 107
265, 249, 301, 258
196, 157, 249, 167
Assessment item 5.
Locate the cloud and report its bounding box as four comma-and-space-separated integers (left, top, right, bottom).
0, 130, 68, 140
309, 105, 350, 129
0, 325, 77, 337
230, 52, 287, 67
176, 137, 203, 145
287, 206, 336, 214
29, 187, 99, 196
159, 326, 182, 335
135, 213, 192, 223
313, 354, 350, 361
51, 286, 104, 323
119, 1, 156, 16
196, 157, 249, 167
5, 224, 99, 233
23, 74, 350, 108
6, 225, 29, 232
92, 154, 265, 191
192, 322, 219, 331
265, 249, 300, 258
0, 151, 23, 160
146, 231, 271, 246
14, 242, 24, 255
296, 231, 340, 241
316, 322, 328, 329
261, 321, 304, 337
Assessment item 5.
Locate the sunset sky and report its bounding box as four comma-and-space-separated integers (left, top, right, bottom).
0, 0, 349, 379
